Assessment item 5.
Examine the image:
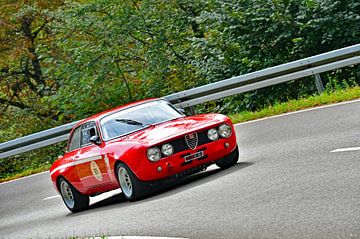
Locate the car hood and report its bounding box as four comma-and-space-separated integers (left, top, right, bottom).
120, 113, 229, 144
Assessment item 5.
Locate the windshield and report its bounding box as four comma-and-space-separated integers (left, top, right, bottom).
100, 100, 183, 140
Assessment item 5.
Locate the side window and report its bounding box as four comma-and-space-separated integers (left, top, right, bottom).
80, 122, 98, 146
68, 127, 81, 152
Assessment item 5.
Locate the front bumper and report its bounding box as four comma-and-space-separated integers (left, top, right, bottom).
134, 134, 237, 181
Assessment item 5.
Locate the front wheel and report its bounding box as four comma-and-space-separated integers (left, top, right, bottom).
116, 162, 146, 201
58, 177, 89, 213
216, 146, 239, 169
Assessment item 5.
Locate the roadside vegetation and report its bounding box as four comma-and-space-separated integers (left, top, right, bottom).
1, 0, 359, 182
229, 87, 360, 123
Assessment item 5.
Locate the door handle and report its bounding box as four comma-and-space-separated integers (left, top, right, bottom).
74, 156, 80, 159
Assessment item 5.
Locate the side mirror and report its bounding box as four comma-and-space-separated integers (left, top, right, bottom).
89, 135, 101, 146
177, 108, 186, 115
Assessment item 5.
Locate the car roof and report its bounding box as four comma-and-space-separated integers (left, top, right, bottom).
74, 98, 161, 128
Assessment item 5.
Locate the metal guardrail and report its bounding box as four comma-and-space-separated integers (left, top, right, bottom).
0, 122, 79, 159
1, 44, 360, 159
165, 44, 360, 108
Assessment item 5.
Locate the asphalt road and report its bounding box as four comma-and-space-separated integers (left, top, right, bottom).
1, 100, 360, 239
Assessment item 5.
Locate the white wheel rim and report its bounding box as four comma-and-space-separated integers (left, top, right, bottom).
60, 180, 75, 208
118, 167, 133, 198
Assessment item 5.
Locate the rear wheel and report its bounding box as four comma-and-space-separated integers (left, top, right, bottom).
216, 146, 239, 169
58, 177, 89, 213
116, 162, 146, 201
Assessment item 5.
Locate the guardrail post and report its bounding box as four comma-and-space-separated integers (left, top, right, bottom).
314, 73, 325, 93
189, 106, 196, 115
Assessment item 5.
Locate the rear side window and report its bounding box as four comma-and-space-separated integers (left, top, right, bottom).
67, 121, 98, 151
68, 127, 81, 152
80, 122, 98, 146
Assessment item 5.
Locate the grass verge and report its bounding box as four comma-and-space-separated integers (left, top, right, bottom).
0, 164, 50, 183
229, 87, 360, 124
1, 87, 359, 183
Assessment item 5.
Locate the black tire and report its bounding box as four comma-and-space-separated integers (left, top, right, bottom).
58, 177, 89, 213
216, 146, 239, 169
116, 162, 146, 201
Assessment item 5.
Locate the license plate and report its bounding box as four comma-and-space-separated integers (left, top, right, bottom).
184, 151, 204, 162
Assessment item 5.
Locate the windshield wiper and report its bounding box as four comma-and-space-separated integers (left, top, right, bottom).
115, 118, 147, 126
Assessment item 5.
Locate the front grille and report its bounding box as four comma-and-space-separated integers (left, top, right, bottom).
180, 147, 207, 158
168, 130, 212, 155
185, 133, 198, 150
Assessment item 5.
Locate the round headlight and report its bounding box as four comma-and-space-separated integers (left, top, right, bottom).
207, 128, 219, 141
147, 147, 161, 162
218, 124, 232, 138
161, 143, 174, 156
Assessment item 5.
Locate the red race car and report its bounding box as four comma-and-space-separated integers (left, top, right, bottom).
50, 99, 238, 212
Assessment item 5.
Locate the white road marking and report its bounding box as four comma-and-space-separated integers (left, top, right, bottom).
41, 189, 123, 202
90, 189, 122, 204
43, 195, 61, 201
331, 147, 360, 153
42, 195, 61, 201
235, 99, 360, 126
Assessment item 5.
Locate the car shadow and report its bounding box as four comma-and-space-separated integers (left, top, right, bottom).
148, 161, 253, 201
67, 161, 253, 216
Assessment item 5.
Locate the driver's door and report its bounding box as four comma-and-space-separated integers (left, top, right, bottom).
75, 122, 111, 188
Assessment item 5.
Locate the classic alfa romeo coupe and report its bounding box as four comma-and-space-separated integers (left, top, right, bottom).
50, 99, 239, 212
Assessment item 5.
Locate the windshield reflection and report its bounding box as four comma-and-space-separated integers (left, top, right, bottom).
100, 100, 183, 140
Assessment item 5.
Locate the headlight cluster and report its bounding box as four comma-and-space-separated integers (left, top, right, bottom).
147, 143, 174, 162
147, 147, 161, 162
218, 124, 232, 138
161, 143, 174, 156
207, 128, 219, 141
207, 123, 232, 141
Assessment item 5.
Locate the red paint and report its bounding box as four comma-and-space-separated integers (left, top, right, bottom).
50, 99, 237, 195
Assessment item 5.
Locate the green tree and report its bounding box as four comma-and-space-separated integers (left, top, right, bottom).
43, 0, 215, 119
0, 0, 64, 137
